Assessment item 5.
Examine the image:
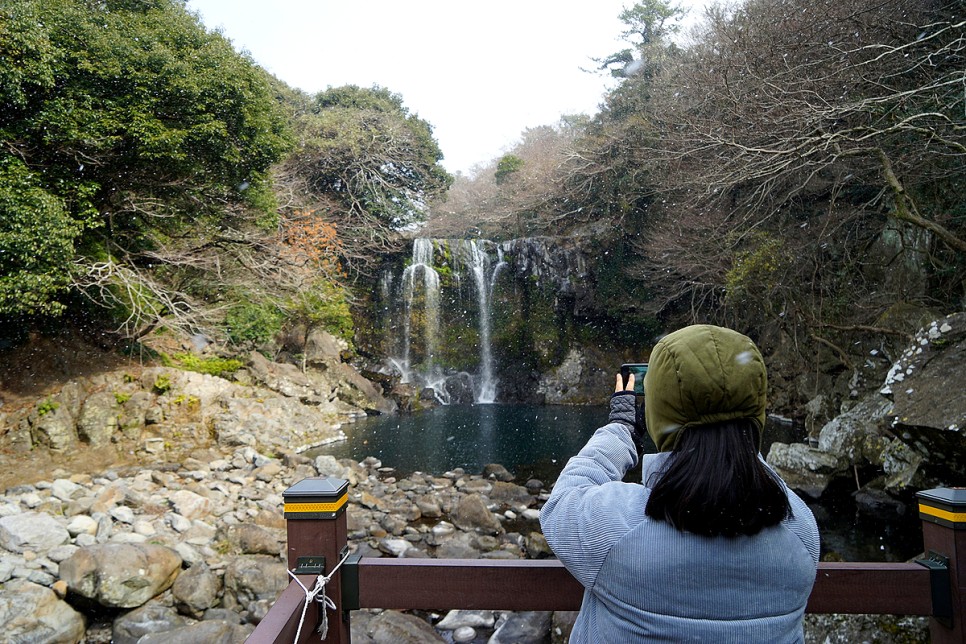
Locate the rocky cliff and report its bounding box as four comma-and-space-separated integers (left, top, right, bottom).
768, 313, 966, 500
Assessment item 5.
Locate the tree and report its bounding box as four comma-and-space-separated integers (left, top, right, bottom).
628, 0, 966, 359
279, 85, 452, 271
0, 155, 81, 315
0, 0, 291, 324
495, 154, 524, 185
595, 0, 685, 77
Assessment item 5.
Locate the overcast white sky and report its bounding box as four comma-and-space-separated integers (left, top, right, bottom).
185, 1, 710, 174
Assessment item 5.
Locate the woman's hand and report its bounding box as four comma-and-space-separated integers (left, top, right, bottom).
615, 372, 635, 394
611, 372, 643, 447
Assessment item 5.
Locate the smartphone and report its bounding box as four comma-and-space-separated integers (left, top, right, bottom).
620, 363, 648, 394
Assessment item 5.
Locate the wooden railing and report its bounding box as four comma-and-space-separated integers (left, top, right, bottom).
247, 483, 965, 644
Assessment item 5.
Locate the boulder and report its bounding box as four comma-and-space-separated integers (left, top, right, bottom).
30, 399, 78, 452
222, 555, 288, 612
172, 562, 221, 618
59, 543, 182, 608
212, 395, 345, 454
483, 463, 515, 482
112, 602, 188, 644
0, 579, 86, 644
436, 609, 496, 630
76, 391, 119, 447
766, 443, 843, 498
488, 481, 533, 508
169, 489, 211, 521
443, 373, 475, 405
453, 494, 504, 535
135, 619, 253, 644
883, 313, 966, 482
816, 395, 894, 462
230, 523, 281, 556
490, 610, 553, 644
0, 512, 69, 553
326, 360, 398, 414
364, 610, 445, 643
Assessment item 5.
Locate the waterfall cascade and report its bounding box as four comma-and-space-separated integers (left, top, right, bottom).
377, 236, 590, 405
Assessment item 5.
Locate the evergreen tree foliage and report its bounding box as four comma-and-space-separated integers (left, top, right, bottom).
0, 0, 290, 317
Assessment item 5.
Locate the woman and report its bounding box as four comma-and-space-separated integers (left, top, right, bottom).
540, 325, 819, 642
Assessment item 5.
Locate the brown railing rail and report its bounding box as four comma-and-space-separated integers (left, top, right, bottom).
246, 484, 965, 644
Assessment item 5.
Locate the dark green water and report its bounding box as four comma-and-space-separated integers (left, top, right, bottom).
311, 404, 922, 562
315, 404, 607, 483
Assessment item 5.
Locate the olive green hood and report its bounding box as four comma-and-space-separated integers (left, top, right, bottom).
643, 325, 767, 452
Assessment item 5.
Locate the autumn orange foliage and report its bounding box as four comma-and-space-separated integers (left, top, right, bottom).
280, 210, 345, 278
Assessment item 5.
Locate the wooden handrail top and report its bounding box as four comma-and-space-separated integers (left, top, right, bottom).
341, 557, 934, 615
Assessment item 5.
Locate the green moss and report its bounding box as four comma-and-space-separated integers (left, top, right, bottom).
37, 397, 59, 416
152, 374, 172, 395
114, 392, 131, 405
174, 353, 243, 378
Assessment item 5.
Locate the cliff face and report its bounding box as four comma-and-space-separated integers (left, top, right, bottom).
0, 330, 392, 488
768, 313, 966, 495
356, 235, 652, 407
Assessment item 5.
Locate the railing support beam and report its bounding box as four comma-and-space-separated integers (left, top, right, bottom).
918, 487, 966, 643
248, 477, 350, 644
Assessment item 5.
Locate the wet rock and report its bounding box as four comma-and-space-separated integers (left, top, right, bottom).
0, 579, 86, 644
483, 463, 515, 481
489, 610, 552, 644
59, 543, 182, 608
112, 602, 188, 644
0, 512, 69, 553
453, 494, 504, 535
489, 481, 533, 508
853, 487, 907, 518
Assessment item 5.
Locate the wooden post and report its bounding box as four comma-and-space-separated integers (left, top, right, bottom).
917, 487, 965, 643
282, 477, 351, 644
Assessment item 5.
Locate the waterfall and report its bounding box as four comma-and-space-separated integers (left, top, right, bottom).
383, 238, 510, 405
396, 239, 448, 403
377, 236, 595, 406
460, 240, 505, 404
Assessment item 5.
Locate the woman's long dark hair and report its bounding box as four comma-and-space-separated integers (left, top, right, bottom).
645, 419, 791, 537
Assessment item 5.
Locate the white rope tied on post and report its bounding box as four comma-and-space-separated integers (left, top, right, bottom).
287, 549, 351, 643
